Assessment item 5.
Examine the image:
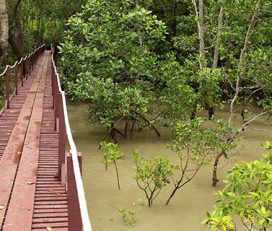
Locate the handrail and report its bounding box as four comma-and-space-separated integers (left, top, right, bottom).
51, 47, 92, 231
0, 45, 44, 77
0, 45, 45, 111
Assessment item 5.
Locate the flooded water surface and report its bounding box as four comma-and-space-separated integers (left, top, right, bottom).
68, 104, 272, 231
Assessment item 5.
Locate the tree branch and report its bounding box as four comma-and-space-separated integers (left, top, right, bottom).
228, 0, 261, 126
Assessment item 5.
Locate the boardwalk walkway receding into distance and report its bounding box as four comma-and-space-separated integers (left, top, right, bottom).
0, 48, 92, 231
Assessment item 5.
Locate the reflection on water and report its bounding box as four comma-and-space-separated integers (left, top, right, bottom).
68, 103, 272, 231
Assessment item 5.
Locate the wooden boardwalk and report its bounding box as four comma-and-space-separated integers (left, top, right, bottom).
0, 50, 89, 231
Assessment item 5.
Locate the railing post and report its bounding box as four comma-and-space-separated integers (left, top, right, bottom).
5, 68, 10, 109
14, 64, 18, 95
24, 59, 28, 80
52, 66, 55, 97
67, 152, 83, 231
54, 85, 60, 131
21, 61, 24, 87
36, 51, 38, 64
58, 93, 66, 180
51, 52, 55, 118
34, 53, 37, 65
31, 56, 34, 71
51, 63, 54, 89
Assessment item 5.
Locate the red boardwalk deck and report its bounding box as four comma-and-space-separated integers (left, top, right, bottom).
0, 52, 69, 231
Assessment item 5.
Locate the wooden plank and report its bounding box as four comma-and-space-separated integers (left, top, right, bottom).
34, 209, 68, 214
32, 217, 68, 223
32, 222, 68, 229
0, 55, 44, 229
35, 197, 67, 201
33, 213, 68, 218
0, 110, 33, 227
31, 51, 69, 230
32, 228, 68, 231
0, 50, 69, 230
2, 56, 47, 231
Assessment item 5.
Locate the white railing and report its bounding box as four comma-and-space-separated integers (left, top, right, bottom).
51, 47, 92, 231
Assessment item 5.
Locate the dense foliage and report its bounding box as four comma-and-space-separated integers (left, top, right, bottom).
59, 0, 272, 133
204, 151, 272, 231
57, 0, 272, 190
59, 0, 171, 140
1, 1, 271, 229
0, 0, 85, 67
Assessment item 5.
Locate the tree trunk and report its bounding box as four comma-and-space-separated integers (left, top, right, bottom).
165, 185, 179, 205
113, 161, 121, 190
8, 31, 22, 58
0, 0, 9, 62
124, 120, 128, 138
205, 104, 214, 120
8, 0, 23, 58
148, 198, 152, 207
212, 6, 224, 69
136, 113, 161, 137
110, 123, 117, 143
171, 0, 178, 37
212, 110, 271, 186
198, 0, 205, 68
193, 0, 213, 119
212, 151, 224, 186
192, 0, 206, 68
228, 0, 260, 126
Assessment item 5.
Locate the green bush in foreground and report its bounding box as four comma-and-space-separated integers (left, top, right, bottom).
204, 150, 272, 231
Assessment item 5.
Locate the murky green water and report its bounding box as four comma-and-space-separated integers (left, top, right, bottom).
68, 103, 272, 231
